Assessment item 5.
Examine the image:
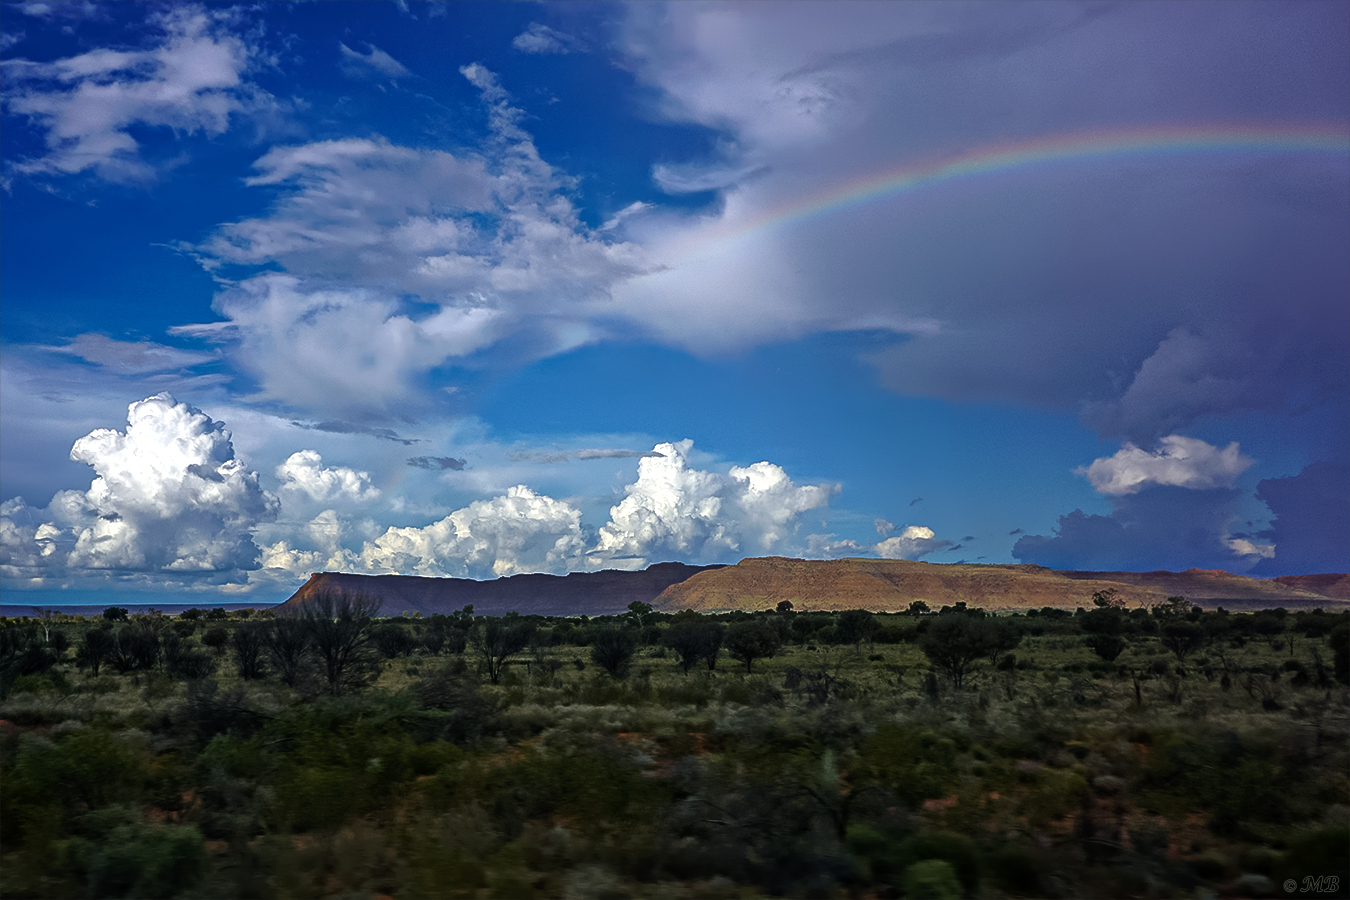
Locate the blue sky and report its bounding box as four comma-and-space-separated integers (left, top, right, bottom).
2, 0, 1346, 603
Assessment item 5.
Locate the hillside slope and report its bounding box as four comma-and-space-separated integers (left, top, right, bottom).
653, 557, 1344, 612
277, 562, 722, 617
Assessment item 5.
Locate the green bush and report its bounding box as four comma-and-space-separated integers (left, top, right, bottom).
904, 859, 962, 900
64, 820, 204, 899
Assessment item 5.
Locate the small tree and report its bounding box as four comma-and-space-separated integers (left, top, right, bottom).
103, 607, 129, 622
590, 624, 640, 678
231, 622, 269, 680
296, 590, 380, 694
266, 617, 310, 688
918, 615, 1003, 690
109, 625, 161, 674
663, 619, 720, 674
1082, 607, 1128, 662
626, 601, 653, 629
725, 620, 782, 674
1160, 620, 1204, 662
469, 617, 533, 685
201, 627, 229, 655
373, 622, 418, 659
906, 601, 930, 616
836, 609, 879, 657
75, 627, 116, 676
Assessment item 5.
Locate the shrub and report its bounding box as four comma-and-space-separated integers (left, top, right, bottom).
725, 621, 781, 674
65, 821, 205, 899
903, 859, 962, 900
589, 625, 639, 678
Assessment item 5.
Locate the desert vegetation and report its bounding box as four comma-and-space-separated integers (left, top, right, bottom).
2, 593, 1347, 899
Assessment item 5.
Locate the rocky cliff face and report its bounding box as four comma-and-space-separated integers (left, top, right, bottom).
276, 562, 724, 617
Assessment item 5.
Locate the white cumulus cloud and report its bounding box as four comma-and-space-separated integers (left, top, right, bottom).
874, 525, 952, 560
0, 393, 277, 583
590, 440, 834, 567
1079, 435, 1253, 496
355, 485, 587, 579
276, 450, 380, 503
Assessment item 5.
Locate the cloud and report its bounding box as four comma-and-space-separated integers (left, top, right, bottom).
287, 419, 417, 445
40, 334, 215, 374
510, 447, 666, 464
338, 42, 411, 79
1079, 435, 1252, 496
612, 2, 1349, 437
1013, 487, 1251, 572
589, 439, 835, 567
875, 525, 952, 560
276, 450, 380, 503
406, 455, 466, 471
354, 485, 587, 578
178, 70, 649, 419
0, 393, 277, 584
511, 23, 586, 55
2, 5, 265, 181
1249, 461, 1350, 575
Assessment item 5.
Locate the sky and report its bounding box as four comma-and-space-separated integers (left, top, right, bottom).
1, 0, 1347, 604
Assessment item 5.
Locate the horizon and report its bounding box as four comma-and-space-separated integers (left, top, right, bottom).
2, 2, 1347, 604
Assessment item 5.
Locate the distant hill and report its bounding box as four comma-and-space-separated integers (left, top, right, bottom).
277, 562, 724, 617
653, 557, 1349, 613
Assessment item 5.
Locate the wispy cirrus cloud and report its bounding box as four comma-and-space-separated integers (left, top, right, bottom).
2, 5, 268, 182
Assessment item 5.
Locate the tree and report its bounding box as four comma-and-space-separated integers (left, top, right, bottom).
201, 627, 229, 655
0, 627, 57, 699
777, 600, 795, 614
725, 620, 781, 674
75, 627, 116, 676
1160, 620, 1204, 662
1091, 588, 1125, 609
836, 609, 879, 656
103, 607, 129, 622
296, 590, 380, 694
1082, 607, 1128, 662
1152, 595, 1193, 619
372, 622, 418, 659
626, 601, 653, 628
469, 617, 533, 685
108, 625, 161, 674
663, 618, 722, 674
907, 601, 930, 616
230, 622, 269, 680
590, 624, 640, 678
265, 617, 309, 688
918, 615, 1007, 690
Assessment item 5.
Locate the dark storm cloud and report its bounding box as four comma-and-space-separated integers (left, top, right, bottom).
620, 1, 1350, 443
1250, 461, 1350, 576
1012, 487, 1247, 572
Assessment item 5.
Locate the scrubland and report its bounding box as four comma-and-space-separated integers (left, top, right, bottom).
1, 598, 1347, 899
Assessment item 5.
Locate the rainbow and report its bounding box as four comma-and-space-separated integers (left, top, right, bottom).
688, 123, 1349, 245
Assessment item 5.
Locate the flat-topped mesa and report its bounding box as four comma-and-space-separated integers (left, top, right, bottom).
652, 557, 1348, 613
276, 562, 725, 617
